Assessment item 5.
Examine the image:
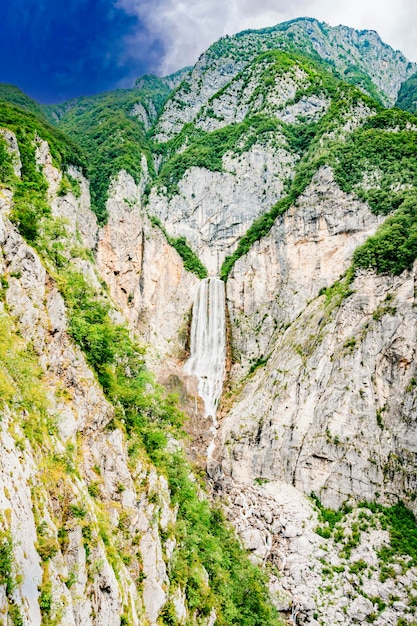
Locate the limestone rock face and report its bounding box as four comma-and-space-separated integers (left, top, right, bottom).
213, 477, 417, 626
3, 23, 417, 625
225, 166, 384, 375
35, 135, 62, 197
53, 165, 98, 251
130, 100, 158, 130
96, 169, 199, 366
193, 61, 329, 134
0, 128, 22, 176
148, 139, 296, 274
216, 262, 417, 510
34, 140, 98, 251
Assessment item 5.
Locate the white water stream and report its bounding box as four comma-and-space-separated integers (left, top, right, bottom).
184, 277, 226, 457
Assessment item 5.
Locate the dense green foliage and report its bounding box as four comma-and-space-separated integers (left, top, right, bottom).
353, 192, 417, 274
0, 83, 46, 117
0, 100, 86, 174
149, 216, 208, 278
0, 102, 72, 242
0, 529, 24, 625
396, 71, 417, 113
329, 108, 417, 275
0, 137, 15, 186
48, 85, 171, 223
361, 501, 417, 566
332, 110, 417, 214
155, 115, 282, 195
0, 531, 15, 595
0, 305, 53, 449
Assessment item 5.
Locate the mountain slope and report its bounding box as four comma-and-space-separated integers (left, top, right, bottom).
43, 81, 172, 223
0, 83, 46, 117
153, 17, 416, 143
0, 104, 282, 625
146, 49, 379, 275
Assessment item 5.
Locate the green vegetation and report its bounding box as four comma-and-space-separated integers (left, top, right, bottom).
396, 71, 417, 113
154, 114, 282, 196
361, 501, 417, 566
311, 493, 350, 538
204, 17, 389, 104
313, 494, 417, 579
0, 83, 46, 117
219, 74, 378, 279
0, 136, 16, 187
219, 146, 328, 280
149, 216, 208, 278
8, 604, 24, 626
332, 111, 417, 214
324, 108, 417, 276
0, 312, 52, 448
166, 460, 278, 624
48, 258, 276, 621
0, 527, 24, 625
58, 173, 80, 198
219, 96, 417, 280
0, 118, 280, 625
154, 49, 342, 200
318, 268, 355, 309
50, 243, 278, 625
0, 99, 86, 174
4, 35, 417, 621
169, 236, 208, 278
0, 100, 86, 243
0, 530, 15, 595
48, 84, 171, 223
353, 192, 417, 275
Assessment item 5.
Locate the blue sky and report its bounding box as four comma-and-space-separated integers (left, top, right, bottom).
1, 0, 416, 104
0, 0, 163, 103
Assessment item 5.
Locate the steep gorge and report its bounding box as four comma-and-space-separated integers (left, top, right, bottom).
2, 15, 417, 626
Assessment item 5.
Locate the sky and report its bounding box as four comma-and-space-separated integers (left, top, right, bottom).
1, 0, 417, 104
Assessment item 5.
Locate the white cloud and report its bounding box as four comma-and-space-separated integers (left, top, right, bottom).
117, 0, 417, 75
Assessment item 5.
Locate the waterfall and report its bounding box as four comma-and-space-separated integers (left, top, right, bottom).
184, 277, 226, 426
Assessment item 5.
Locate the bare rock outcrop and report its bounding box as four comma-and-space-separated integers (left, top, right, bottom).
225, 166, 384, 376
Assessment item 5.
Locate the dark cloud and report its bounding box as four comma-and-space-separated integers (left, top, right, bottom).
0, 0, 164, 103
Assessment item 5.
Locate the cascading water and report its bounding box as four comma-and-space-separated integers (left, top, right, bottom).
184, 277, 226, 457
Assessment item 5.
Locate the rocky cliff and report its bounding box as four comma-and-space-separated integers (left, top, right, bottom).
0, 122, 280, 625
0, 137, 182, 626
2, 16, 417, 626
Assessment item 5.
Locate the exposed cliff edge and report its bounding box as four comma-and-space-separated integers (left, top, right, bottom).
225, 166, 384, 375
